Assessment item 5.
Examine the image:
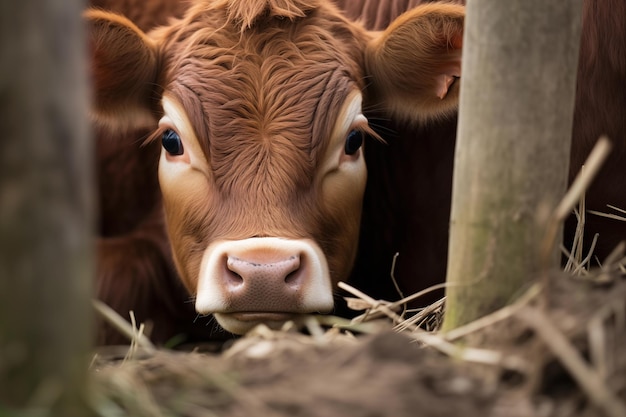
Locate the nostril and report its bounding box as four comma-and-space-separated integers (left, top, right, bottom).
226, 269, 244, 286
225, 257, 245, 287
284, 269, 299, 285
283, 255, 301, 284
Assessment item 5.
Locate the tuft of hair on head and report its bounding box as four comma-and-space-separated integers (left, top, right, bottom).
214, 0, 320, 31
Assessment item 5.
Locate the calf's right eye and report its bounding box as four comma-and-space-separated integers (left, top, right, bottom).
162, 129, 184, 155
344, 129, 364, 155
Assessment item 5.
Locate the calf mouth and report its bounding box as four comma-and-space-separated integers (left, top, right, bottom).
231, 312, 295, 321
214, 311, 306, 334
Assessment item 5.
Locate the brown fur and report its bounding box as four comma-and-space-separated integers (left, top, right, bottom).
90, 0, 190, 31
213, 0, 319, 31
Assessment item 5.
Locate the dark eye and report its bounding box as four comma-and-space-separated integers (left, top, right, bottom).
345, 130, 364, 155
162, 129, 184, 155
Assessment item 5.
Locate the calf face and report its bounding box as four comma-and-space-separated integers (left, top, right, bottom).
87, 0, 464, 334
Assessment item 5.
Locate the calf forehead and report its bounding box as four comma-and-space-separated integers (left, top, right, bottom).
161, 5, 366, 194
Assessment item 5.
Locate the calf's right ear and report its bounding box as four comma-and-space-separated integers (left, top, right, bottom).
85, 10, 160, 128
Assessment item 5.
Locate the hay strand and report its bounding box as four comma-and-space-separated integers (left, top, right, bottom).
338, 281, 405, 325
554, 136, 612, 222
541, 136, 612, 270
92, 299, 156, 354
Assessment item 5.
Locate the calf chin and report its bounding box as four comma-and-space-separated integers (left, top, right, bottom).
195, 237, 333, 334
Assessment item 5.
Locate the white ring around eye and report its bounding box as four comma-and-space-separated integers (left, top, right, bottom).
159, 95, 212, 174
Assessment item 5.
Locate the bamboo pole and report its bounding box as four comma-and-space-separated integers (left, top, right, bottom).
443, 0, 583, 330
0, 0, 94, 415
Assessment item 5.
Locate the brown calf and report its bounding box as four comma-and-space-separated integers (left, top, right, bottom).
88, 0, 464, 342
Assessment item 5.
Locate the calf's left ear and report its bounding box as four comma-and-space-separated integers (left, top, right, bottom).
365, 3, 464, 122
84, 9, 160, 129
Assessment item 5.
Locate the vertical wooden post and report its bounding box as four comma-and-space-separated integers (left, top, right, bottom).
443, 0, 583, 330
0, 0, 93, 415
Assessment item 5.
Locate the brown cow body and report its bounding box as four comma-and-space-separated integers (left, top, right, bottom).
342, 0, 626, 304
89, 0, 625, 345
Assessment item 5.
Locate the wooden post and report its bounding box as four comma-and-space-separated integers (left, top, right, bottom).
443, 0, 583, 330
0, 0, 93, 415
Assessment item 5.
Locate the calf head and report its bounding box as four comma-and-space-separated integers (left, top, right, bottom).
87, 0, 464, 334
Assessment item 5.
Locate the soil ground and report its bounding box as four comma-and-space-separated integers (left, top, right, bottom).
91, 269, 626, 417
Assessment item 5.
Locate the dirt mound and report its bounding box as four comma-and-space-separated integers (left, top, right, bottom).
91, 270, 626, 417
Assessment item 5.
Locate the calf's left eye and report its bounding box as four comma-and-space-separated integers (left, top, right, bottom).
162, 129, 184, 155
345, 130, 364, 155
